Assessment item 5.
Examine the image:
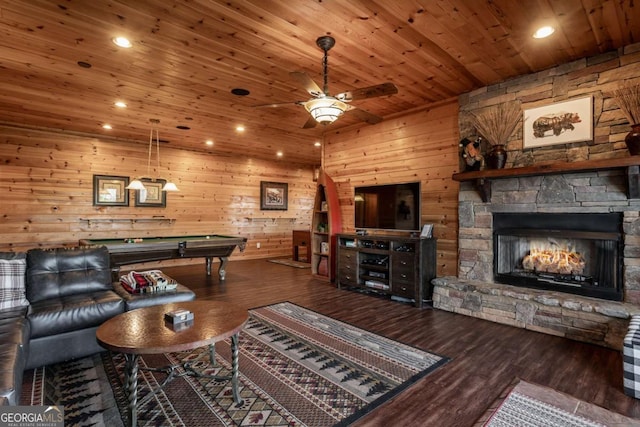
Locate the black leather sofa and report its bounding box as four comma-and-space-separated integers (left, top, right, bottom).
0, 246, 195, 406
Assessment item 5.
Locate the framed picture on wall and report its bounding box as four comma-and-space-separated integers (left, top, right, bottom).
260, 181, 288, 210
93, 175, 129, 206
135, 179, 167, 207
523, 96, 593, 149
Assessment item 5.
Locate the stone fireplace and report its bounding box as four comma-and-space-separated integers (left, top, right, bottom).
432, 165, 640, 349
438, 43, 640, 349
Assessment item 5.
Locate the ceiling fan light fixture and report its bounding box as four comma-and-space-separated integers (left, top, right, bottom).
305, 97, 347, 124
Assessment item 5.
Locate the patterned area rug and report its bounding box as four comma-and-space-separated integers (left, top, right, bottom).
267, 258, 310, 268
476, 379, 640, 427
21, 301, 448, 426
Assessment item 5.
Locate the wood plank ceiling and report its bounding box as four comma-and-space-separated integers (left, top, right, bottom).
0, 0, 638, 166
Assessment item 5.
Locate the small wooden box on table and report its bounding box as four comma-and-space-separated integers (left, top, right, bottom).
336, 234, 437, 308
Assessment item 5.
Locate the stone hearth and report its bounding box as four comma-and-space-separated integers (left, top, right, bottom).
433, 168, 640, 349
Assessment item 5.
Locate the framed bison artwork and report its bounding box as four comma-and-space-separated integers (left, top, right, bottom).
260, 181, 288, 210
523, 96, 592, 149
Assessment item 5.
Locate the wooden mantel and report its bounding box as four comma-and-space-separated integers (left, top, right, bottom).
452, 156, 640, 202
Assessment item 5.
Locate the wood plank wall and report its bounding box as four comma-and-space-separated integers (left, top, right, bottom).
0, 125, 315, 268
322, 100, 461, 277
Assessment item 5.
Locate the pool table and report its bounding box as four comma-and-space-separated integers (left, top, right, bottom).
79, 234, 247, 281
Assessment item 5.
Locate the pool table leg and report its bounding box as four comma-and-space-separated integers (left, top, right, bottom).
205, 257, 227, 281
205, 257, 212, 276
218, 256, 228, 281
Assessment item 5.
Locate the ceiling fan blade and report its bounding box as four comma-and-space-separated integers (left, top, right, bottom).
348, 105, 383, 125
302, 116, 318, 129
290, 71, 324, 97
335, 82, 398, 102
253, 101, 305, 108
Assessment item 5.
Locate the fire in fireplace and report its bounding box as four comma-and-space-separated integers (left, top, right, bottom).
493, 213, 623, 301
522, 239, 586, 276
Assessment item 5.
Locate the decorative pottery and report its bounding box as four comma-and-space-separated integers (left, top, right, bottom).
626, 124, 640, 156
486, 144, 507, 169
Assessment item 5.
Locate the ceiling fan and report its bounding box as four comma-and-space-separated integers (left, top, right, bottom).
258, 36, 398, 128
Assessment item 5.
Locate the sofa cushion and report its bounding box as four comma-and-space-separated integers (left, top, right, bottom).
28, 290, 124, 339
26, 246, 112, 303
0, 256, 29, 310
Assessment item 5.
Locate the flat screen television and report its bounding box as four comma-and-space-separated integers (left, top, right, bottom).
354, 182, 421, 232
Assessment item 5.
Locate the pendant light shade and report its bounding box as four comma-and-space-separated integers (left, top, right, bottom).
162, 181, 180, 192
126, 179, 146, 190
126, 119, 180, 192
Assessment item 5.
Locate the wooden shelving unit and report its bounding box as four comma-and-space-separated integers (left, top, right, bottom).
336, 234, 437, 308
311, 170, 342, 282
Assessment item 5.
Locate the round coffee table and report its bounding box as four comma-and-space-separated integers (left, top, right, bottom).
96, 300, 248, 427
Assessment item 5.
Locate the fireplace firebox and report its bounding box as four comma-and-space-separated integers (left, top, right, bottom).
493, 213, 623, 301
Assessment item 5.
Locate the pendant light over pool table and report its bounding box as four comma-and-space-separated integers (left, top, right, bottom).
126, 119, 180, 192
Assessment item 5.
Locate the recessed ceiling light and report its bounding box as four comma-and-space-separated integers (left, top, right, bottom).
112, 37, 132, 48
206, 140, 214, 146
231, 88, 251, 96
77, 61, 92, 68
114, 101, 127, 108
102, 124, 112, 130
314, 141, 321, 147
176, 125, 190, 130
236, 125, 245, 132
533, 26, 555, 39
276, 151, 283, 157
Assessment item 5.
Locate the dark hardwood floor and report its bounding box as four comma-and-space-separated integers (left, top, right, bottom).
158, 258, 640, 426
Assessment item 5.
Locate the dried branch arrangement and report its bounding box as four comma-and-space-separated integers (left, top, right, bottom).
469, 102, 522, 146
613, 82, 640, 126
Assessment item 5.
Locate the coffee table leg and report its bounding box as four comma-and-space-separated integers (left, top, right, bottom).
124, 354, 139, 427
208, 343, 217, 366
230, 333, 243, 405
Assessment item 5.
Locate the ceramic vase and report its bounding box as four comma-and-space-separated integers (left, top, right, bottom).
626, 124, 640, 156
486, 144, 507, 169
